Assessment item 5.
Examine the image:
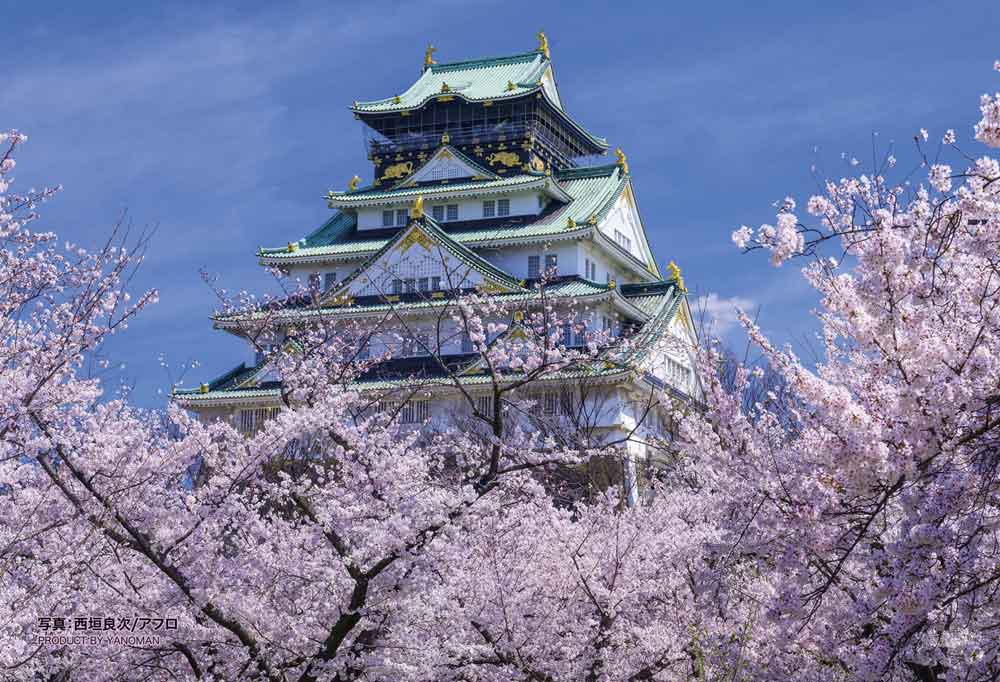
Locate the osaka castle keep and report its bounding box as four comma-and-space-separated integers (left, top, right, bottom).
174, 34, 702, 456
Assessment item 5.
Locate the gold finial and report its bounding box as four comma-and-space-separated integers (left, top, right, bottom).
587, 213, 598, 225
545, 159, 552, 176
199, 383, 209, 394
536, 31, 550, 59
506, 80, 517, 92
393, 95, 401, 104
287, 242, 298, 253
440, 82, 451, 93
615, 148, 629, 175
667, 260, 686, 292
566, 217, 576, 229
513, 310, 524, 322
348, 175, 360, 192
424, 44, 436, 70
608, 278, 617, 289
441, 131, 450, 145
412, 195, 424, 219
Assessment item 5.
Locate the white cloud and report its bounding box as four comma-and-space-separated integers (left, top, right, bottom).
695, 293, 757, 338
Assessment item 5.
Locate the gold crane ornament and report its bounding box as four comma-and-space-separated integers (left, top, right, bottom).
348, 175, 360, 192
424, 44, 436, 69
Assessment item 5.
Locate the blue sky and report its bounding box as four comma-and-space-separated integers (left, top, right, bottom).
5, 0, 999, 406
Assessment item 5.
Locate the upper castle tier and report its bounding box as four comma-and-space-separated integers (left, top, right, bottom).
353, 35, 608, 185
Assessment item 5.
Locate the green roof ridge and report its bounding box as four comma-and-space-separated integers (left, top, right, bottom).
428, 50, 543, 73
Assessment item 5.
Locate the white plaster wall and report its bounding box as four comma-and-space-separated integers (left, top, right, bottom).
355, 191, 543, 230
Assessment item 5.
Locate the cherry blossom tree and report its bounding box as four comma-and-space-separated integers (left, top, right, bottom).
5, 54, 1000, 682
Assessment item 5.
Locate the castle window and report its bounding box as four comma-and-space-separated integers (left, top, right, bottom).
482, 200, 495, 217
497, 198, 510, 217
400, 400, 430, 424
614, 229, 633, 252
666, 357, 692, 389
391, 279, 403, 295
308, 273, 321, 291
461, 331, 474, 353
446, 204, 458, 221
382, 210, 395, 227
432, 205, 445, 221
418, 277, 430, 293
431, 275, 442, 291
561, 323, 573, 347
545, 254, 558, 274
528, 255, 540, 278
396, 209, 409, 226
403, 278, 416, 294
237, 407, 280, 436
476, 394, 493, 416
323, 272, 337, 291
585, 258, 597, 281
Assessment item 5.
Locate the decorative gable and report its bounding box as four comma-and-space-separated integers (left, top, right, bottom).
540, 66, 562, 109
320, 218, 523, 305
600, 184, 659, 275
399, 146, 496, 187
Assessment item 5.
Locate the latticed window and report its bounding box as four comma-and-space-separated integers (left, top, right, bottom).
446, 204, 458, 221
396, 209, 409, 226
528, 255, 540, 278
400, 400, 430, 424
666, 357, 692, 389
482, 200, 495, 217
323, 272, 337, 290
308, 273, 321, 291
497, 198, 510, 217
431, 275, 442, 291
476, 394, 493, 416
382, 210, 394, 227
614, 229, 633, 252
403, 278, 416, 294
237, 407, 280, 436
391, 279, 403, 295
461, 332, 474, 353
432, 205, 445, 221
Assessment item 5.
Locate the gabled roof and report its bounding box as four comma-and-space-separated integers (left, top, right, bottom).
176, 280, 688, 408
394, 145, 497, 187
319, 214, 525, 305
351, 50, 607, 152
213, 277, 618, 329
324, 173, 569, 209
262, 165, 640, 269
354, 51, 550, 113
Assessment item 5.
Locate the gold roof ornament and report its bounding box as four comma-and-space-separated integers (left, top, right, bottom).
513, 310, 525, 322
545, 159, 552, 176
608, 277, 616, 289
587, 213, 598, 225
424, 44, 436, 70
615, 148, 629, 175
199, 383, 209, 394
667, 260, 686, 292
412, 195, 425, 219
348, 175, 360, 192
566, 217, 576, 229
441, 131, 450, 144
287, 241, 298, 253
506, 80, 517, 92
440, 82, 451, 93
392, 95, 401, 104
536, 31, 550, 59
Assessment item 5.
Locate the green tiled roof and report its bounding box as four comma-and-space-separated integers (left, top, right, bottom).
354, 51, 549, 113
214, 277, 617, 327
177, 282, 685, 407
261, 165, 627, 260
318, 214, 524, 304
351, 50, 607, 151
326, 174, 547, 207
